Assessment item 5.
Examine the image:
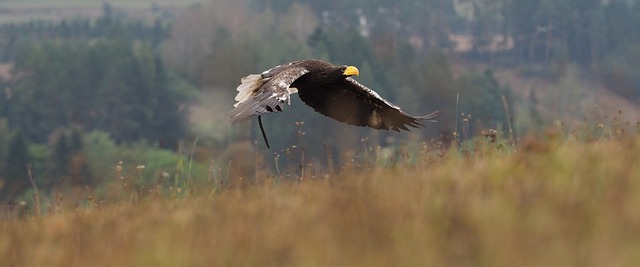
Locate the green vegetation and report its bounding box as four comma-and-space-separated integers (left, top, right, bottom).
7, 39, 187, 143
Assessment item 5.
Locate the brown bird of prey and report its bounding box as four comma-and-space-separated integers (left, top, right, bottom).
229, 59, 443, 148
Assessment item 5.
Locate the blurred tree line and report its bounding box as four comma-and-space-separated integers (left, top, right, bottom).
4, 39, 186, 144
0, 6, 191, 201
0, 0, 639, 202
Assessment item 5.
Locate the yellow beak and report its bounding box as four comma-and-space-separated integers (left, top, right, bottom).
343, 66, 359, 76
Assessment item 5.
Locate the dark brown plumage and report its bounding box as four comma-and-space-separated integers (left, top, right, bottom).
229, 59, 443, 148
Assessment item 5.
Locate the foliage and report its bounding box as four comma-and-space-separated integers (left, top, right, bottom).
0, 13, 167, 62
82, 130, 208, 198
161, 0, 317, 87
493, 0, 640, 68
5, 39, 188, 144
394, 51, 458, 132
0, 133, 30, 201
598, 43, 640, 100
261, 0, 457, 51
457, 69, 513, 136
0, 120, 11, 167
0, 127, 210, 202
308, 27, 390, 92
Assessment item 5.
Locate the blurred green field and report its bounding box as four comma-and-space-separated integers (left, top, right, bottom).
2, 135, 640, 267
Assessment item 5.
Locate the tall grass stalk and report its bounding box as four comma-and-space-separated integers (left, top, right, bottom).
502, 95, 514, 144
26, 164, 40, 217
186, 137, 198, 194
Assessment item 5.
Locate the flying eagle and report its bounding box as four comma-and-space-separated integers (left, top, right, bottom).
229, 59, 443, 148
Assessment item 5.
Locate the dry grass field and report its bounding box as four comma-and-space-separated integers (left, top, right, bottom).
2, 133, 640, 267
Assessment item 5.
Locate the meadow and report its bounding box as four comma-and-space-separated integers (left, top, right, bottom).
1, 131, 640, 267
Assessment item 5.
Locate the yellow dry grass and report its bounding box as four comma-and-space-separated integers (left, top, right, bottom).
2, 137, 640, 267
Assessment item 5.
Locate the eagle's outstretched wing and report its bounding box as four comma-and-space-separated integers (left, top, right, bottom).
298, 77, 443, 131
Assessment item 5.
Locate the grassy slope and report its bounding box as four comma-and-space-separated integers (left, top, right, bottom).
2, 137, 640, 267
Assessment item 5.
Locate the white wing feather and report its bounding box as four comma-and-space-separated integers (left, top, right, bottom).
234, 74, 262, 107
229, 66, 308, 123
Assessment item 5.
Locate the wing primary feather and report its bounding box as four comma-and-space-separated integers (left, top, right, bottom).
416, 110, 445, 122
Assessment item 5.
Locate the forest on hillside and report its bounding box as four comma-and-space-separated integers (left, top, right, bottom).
0, 0, 639, 203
